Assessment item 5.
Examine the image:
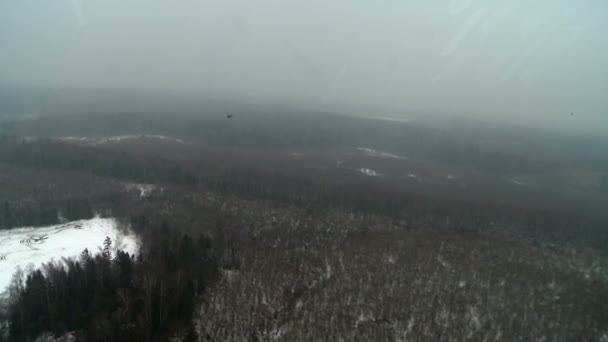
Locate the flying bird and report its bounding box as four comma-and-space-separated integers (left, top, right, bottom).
226, 113, 233, 119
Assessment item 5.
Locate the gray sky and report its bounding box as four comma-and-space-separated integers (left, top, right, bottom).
1, 0, 607, 134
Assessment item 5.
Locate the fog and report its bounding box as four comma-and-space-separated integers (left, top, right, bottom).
1, 0, 607, 135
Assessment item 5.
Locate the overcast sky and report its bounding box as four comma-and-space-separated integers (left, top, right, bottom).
1, 0, 607, 134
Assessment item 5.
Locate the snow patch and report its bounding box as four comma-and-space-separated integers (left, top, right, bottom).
55, 136, 91, 143
358, 168, 379, 177
98, 135, 185, 145
0, 217, 139, 295
507, 178, 529, 187
125, 183, 155, 198
34, 331, 76, 342
54, 135, 186, 146
352, 114, 411, 123
357, 147, 406, 160
355, 312, 373, 328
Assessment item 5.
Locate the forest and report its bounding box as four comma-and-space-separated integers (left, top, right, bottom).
3, 0, 608, 339
0, 111, 607, 341
3, 219, 218, 341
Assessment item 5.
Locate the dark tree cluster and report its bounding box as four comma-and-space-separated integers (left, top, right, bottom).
0, 141, 197, 187
0, 200, 56, 229
6, 221, 218, 341
0, 198, 93, 230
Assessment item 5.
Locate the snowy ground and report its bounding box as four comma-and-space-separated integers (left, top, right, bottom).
357, 147, 406, 160
125, 183, 157, 198
52, 134, 186, 146
0, 217, 139, 295
358, 168, 380, 177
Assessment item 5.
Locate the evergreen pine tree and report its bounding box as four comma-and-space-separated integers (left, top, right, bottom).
80, 248, 90, 266
103, 237, 112, 259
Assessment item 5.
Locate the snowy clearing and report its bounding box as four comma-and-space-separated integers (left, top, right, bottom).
0, 217, 139, 295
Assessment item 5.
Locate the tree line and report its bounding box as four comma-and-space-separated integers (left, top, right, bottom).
0, 141, 197, 187
0, 198, 94, 230
1, 140, 606, 251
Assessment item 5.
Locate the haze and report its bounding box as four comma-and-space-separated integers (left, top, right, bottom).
1, 0, 607, 135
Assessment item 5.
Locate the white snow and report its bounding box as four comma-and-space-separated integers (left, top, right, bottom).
507, 178, 529, 187
54, 134, 186, 146
34, 332, 77, 342
126, 183, 155, 198
351, 114, 411, 123
358, 168, 379, 177
354, 312, 373, 328
374, 116, 410, 123
0, 217, 139, 295
55, 136, 91, 143
97, 135, 185, 145
357, 147, 406, 160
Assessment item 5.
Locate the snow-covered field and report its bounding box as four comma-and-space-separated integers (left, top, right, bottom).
0, 217, 139, 295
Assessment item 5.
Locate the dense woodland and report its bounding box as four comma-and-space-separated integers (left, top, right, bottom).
0, 111, 607, 340
0, 199, 93, 230
0, 140, 606, 251
3, 220, 218, 341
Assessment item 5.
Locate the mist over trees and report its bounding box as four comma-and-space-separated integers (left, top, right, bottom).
2, 0, 608, 339
0, 110, 607, 340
